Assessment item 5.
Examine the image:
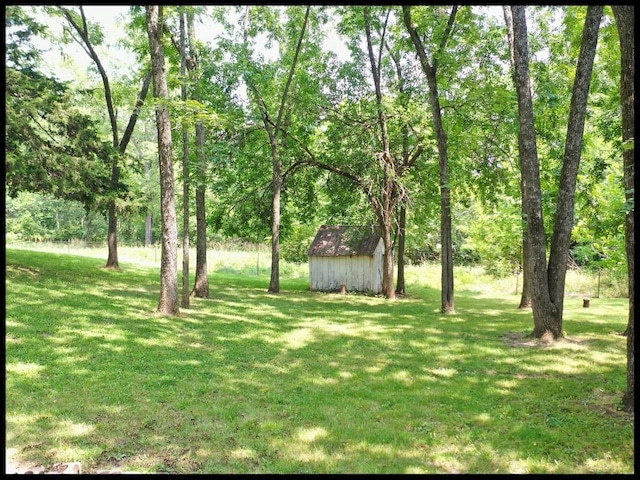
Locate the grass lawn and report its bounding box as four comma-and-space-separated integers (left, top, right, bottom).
5, 247, 634, 473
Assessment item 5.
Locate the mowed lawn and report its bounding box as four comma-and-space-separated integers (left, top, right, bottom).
5, 247, 634, 474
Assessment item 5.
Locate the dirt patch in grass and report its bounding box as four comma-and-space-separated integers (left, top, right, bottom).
585, 388, 634, 421
501, 331, 586, 348
5, 264, 40, 277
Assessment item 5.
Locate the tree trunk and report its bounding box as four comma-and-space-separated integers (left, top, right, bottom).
145, 212, 153, 247
144, 156, 153, 247
504, 6, 532, 311
180, 11, 190, 310
268, 147, 282, 294
611, 4, 634, 414
264, 6, 309, 294
364, 7, 398, 300
395, 205, 406, 296
106, 201, 119, 269
147, 5, 179, 316
518, 235, 532, 308
510, 6, 559, 338
510, 6, 601, 339
403, 5, 457, 313
547, 5, 602, 316
85, 210, 93, 244
59, 7, 149, 271
192, 122, 209, 298
188, 12, 209, 299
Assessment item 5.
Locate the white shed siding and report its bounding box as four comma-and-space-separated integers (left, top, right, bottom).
309, 238, 384, 293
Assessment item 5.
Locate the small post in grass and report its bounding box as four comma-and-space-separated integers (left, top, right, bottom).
583, 298, 590, 308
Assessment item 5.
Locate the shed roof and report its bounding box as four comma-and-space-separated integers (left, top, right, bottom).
307, 225, 382, 257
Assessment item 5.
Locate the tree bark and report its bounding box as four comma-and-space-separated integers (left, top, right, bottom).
509, 6, 601, 339
147, 5, 179, 316
395, 205, 406, 296
611, 4, 634, 414
518, 235, 532, 308
403, 5, 457, 312
510, 6, 558, 337
364, 6, 397, 300
180, 10, 190, 309
188, 12, 209, 299
504, 6, 532, 311
192, 121, 209, 298
144, 151, 154, 247
547, 5, 602, 315
266, 6, 310, 294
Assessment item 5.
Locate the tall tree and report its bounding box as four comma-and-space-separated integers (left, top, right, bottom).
188, 10, 210, 299
502, 6, 533, 309
403, 5, 458, 313
56, 6, 152, 269
179, 9, 190, 309
147, 5, 179, 315
241, 5, 311, 294
611, 4, 634, 414
508, 5, 602, 339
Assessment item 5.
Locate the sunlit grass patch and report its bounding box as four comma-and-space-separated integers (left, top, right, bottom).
5, 247, 633, 474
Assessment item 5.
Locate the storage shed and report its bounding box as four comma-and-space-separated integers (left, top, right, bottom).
307, 224, 384, 294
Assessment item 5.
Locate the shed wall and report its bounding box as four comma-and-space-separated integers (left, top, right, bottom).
309, 239, 383, 293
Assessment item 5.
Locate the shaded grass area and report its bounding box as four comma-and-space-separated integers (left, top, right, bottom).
5, 248, 633, 474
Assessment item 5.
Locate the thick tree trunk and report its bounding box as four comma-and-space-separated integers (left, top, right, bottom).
510, 6, 560, 338
547, 6, 602, 316
395, 205, 406, 296
148, 5, 179, 316
510, 6, 601, 339
611, 4, 634, 414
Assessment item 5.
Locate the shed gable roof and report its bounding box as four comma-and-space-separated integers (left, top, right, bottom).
307, 225, 382, 257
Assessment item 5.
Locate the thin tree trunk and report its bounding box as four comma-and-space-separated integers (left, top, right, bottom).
144, 150, 154, 247
266, 6, 310, 294
192, 122, 209, 298
403, 5, 457, 312
59, 6, 151, 270
145, 212, 153, 247
147, 5, 179, 316
180, 11, 190, 309
364, 6, 396, 300
395, 205, 406, 296
611, 4, 634, 414
519, 236, 532, 308
188, 12, 209, 299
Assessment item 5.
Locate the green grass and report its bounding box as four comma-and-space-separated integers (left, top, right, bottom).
5, 247, 633, 474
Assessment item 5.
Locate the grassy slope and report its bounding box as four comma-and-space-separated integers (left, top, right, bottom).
5, 248, 633, 474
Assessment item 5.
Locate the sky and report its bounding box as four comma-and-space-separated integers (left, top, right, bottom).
34, 5, 352, 84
